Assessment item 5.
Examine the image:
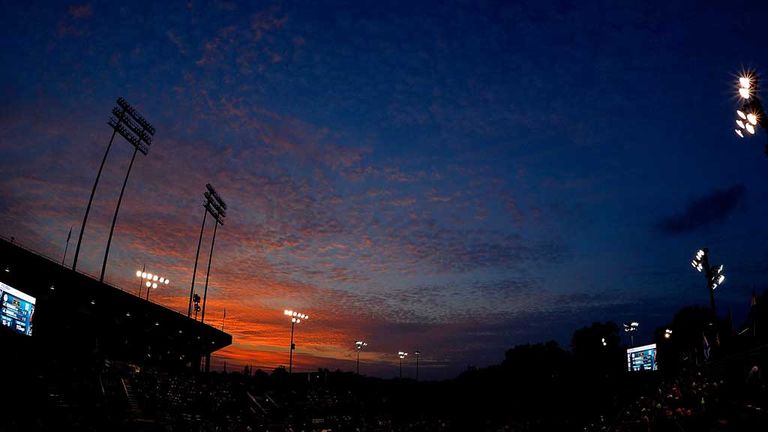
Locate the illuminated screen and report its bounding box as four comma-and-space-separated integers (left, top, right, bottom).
0, 282, 36, 336
626, 343, 657, 372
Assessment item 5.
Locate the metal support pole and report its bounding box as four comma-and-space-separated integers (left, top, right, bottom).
73, 125, 120, 271
399, 358, 403, 379
100, 146, 139, 282
200, 221, 219, 323
62, 227, 72, 266
416, 355, 420, 381
146, 284, 152, 301
188, 209, 208, 317
289, 321, 296, 374
357, 351, 361, 375
138, 264, 145, 296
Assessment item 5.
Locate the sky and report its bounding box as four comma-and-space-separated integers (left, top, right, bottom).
2, 0, 768, 379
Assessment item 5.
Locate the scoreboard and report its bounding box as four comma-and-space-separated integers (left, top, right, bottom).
627, 343, 657, 372
0, 282, 36, 336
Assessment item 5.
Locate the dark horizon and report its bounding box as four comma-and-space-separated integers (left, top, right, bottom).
3, 1, 768, 380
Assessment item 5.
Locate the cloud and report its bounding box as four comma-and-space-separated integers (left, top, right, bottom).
655, 184, 746, 235
68, 4, 93, 19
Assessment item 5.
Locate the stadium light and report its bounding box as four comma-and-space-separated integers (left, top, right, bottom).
601, 337, 607, 347
73, 97, 154, 276
188, 183, 227, 322
732, 71, 768, 154
690, 247, 725, 313
135, 268, 169, 301
664, 329, 673, 339
623, 321, 639, 346
285, 309, 309, 374
355, 340, 368, 375
398, 351, 408, 379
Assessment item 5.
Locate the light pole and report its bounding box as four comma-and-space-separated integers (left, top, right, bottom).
355, 340, 368, 375
414, 350, 421, 381
188, 184, 226, 321
398, 351, 408, 379
733, 71, 768, 153
99, 98, 154, 282
135, 269, 169, 301
664, 329, 673, 339
284, 309, 309, 374
623, 321, 639, 346
690, 248, 725, 314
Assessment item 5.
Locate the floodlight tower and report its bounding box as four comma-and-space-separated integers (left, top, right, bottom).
187, 184, 226, 322
623, 321, 639, 346
733, 72, 768, 154
73, 97, 154, 275
414, 350, 422, 381
135, 269, 169, 301
284, 310, 309, 374
398, 351, 408, 379
690, 248, 726, 314
355, 340, 368, 375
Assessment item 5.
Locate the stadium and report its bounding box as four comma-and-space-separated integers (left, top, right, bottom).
0, 237, 231, 370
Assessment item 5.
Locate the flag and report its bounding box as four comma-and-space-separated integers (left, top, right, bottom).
702, 333, 711, 361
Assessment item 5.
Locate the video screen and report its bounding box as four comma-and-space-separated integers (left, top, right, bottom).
0, 282, 36, 336
626, 343, 657, 372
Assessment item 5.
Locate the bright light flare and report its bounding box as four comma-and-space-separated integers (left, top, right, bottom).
136, 270, 142, 277
746, 123, 756, 134
747, 113, 758, 125
737, 110, 747, 120
736, 129, 744, 138
739, 76, 752, 89
737, 119, 746, 129
739, 88, 751, 99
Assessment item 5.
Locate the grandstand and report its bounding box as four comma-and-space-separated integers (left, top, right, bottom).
0, 237, 231, 371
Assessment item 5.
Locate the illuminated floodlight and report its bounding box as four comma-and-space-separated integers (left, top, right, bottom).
159, 277, 165, 283
736, 129, 744, 138
739, 87, 751, 99
737, 109, 747, 120
664, 329, 673, 339
398, 351, 408, 359
147, 273, 153, 280
286, 308, 309, 374
165, 279, 169, 284
740, 76, 752, 89
146, 281, 151, 287
747, 113, 758, 125
737, 119, 746, 129
152, 283, 158, 289
142, 272, 147, 278
136, 270, 142, 277
746, 123, 756, 134
152, 275, 158, 281
601, 337, 607, 346
356, 341, 368, 350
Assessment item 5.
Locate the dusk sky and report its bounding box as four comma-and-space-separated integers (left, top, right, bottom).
2, 1, 768, 379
